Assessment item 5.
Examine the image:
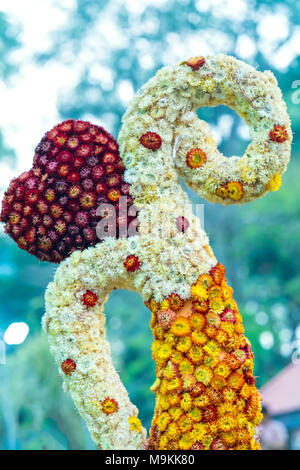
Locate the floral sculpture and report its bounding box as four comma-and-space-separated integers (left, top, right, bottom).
1, 54, 291, 450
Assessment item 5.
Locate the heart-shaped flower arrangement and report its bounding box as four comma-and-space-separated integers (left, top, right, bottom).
1, 119, 137, 262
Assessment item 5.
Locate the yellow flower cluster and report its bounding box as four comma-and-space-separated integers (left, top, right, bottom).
147, 263, 262, 450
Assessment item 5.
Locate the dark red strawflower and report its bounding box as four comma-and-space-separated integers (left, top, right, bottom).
140, 132, 162, 150
82, 290, 98, 307
124, 254, 141, 272
175, 216, 190, 233
61, 358, 76, 375
1, 119, 139, 262
269, 124, 288, 143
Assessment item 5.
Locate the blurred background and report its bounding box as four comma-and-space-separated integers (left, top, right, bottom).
0, 0, 300, 450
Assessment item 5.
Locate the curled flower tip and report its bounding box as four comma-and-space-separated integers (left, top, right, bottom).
139, 132, 162, 150
186, 56, 205, 70
81, 290, 98, 307
175, 216, 190, 233
61, 358, 76, 375
269, 125, 288, 143
101, 397, 119, 415
124, 254, 141, 272
186, 148, 207, 169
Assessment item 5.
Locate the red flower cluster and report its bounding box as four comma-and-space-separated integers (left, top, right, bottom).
1, 120, 138, 262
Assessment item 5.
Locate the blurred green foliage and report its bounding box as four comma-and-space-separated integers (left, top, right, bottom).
0, 0, 300, 449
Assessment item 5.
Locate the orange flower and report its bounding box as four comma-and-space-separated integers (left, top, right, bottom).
188, 408, 202, 423
187, 345, 204, 364
195, 365, 213, 385
210, 374, 227, 391
210, 263, 226, 285
216, 184, 228, 199
186, 56, 205, 70
269, 124, 288, 143
204, 325, 218, 338
235, 322, 244, 334
186, 148, 207, 169
191, 330, 207, 345
140, 131, 162, 150
197, 273, 213, 289
101, 397, 119, 415
107, 188, 121, 202
190, 382, 206, 397
206, 312, 221, 328
208, 285, 223, 299
202, 405, 217, 422
190, 313, 206, 331
182, 374, 196, 392
168, 293, 184, 311
228, 372, 245, 390
179, 358, 195, 376
178, 415, 193, 432
224, 353, 241, 370
215, 329, 229, 344
227, 181, 244, 201
192, 299, 209, 313
157, 412, 171, 431
170, 317, 191, 336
